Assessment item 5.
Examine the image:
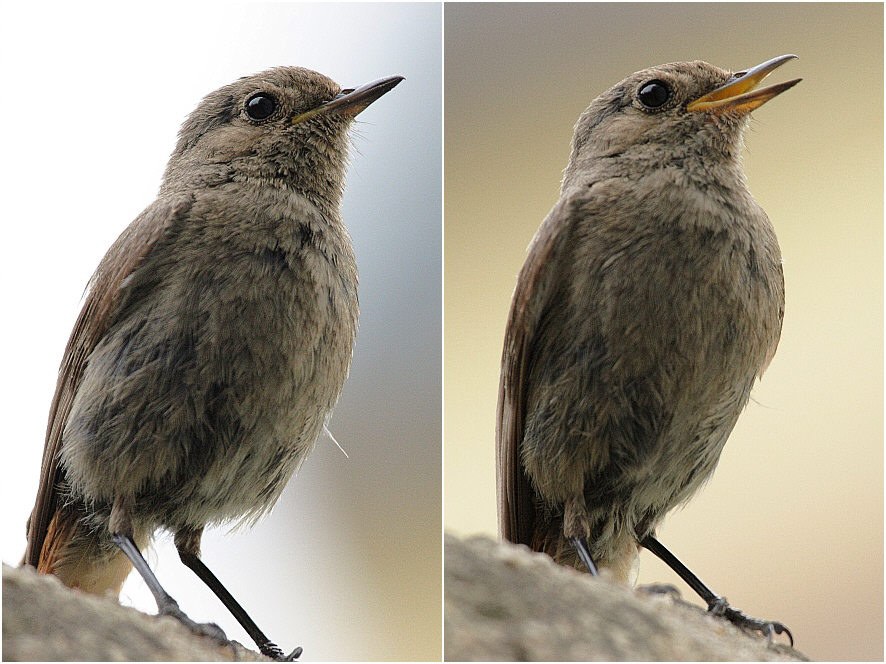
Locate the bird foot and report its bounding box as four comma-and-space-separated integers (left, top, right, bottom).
258, 640, 303, 661
159, 602, 302, 660
158, 600, 229, 643
636, 583, 682, 599
707, 596, 793, 647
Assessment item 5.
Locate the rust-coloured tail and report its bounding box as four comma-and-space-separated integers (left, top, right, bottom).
28, 504, 131, 597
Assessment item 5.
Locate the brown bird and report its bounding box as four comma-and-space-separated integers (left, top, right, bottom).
497, 55, 799, 642
24, 67, 403, 660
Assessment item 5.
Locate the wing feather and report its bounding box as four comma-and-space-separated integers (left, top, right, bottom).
496, 196, 579, 545
24, 197, 193, 567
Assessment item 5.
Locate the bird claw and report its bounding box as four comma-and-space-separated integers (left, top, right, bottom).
159, 602, 229, 643
637, 583, 682, 599
283, 647, 304, 661
707, 597, 794, 647
706, 596, 728, 617
259, 641, 303, 661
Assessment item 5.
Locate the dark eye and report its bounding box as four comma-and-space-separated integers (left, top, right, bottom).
637, 80, 671, 109
245, 93, 277, 121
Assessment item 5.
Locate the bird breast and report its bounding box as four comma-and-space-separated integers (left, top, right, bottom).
61, 184, 358, 528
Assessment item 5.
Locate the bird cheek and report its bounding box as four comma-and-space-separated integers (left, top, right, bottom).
205, 125, 265, 162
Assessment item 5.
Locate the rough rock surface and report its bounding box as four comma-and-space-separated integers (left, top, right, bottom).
2, 563, 266, 661
444, 534, 807, 661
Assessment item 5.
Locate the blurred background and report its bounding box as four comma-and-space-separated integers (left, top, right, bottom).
445, 3, 882, 661
0, 3, 441, 661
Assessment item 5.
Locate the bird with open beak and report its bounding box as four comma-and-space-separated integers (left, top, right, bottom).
498, 55, 800, 643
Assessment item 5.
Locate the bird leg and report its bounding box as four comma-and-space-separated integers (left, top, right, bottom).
570, 537, 600, 575
108, 502, 227, 643
640, 535, 793, 646
564, 495, 599, 575
174, 528, 302, 661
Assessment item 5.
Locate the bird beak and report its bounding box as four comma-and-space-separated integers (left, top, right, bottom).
686, 54, 801, 114
291, 75, 405, 125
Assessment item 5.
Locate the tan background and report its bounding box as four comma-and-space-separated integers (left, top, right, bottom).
444, 3, 882, 661
1, 3, 441, 661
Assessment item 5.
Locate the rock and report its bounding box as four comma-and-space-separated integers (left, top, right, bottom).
2, 563, 266, 661
444, 534, 807, 661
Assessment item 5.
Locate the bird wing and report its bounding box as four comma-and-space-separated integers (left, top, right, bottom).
24, 196, 193, 567
496, 195, 579, 546
760, 259, 785, 377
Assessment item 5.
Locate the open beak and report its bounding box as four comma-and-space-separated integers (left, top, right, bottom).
292, 75, 404, 125
687, 54, 801, 114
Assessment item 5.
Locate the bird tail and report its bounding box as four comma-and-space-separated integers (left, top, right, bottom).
29, 505, 132, 597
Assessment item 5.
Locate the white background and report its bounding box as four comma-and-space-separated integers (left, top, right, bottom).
0, 3, 442, 660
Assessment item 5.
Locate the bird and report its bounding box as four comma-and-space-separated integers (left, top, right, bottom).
496, 54, 799, 642
23, 66, 403, 660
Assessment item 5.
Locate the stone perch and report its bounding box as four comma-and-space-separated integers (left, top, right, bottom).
444, 535, 807, 661
2, 563, 267, 661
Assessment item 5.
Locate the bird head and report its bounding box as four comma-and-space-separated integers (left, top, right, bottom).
160, 67, 403, 211
563, 55, 800, 191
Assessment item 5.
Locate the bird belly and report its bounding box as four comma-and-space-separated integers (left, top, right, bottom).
522, 225, 776, 569
59, 239, 357, 532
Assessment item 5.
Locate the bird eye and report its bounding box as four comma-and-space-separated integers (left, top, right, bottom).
245, 93, 277, 121
637, 80, 671, 109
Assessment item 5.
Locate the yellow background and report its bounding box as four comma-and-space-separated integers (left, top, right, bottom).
444, 3, 883, 661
